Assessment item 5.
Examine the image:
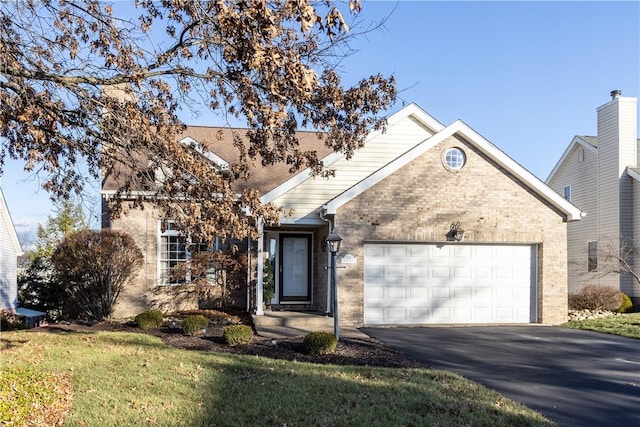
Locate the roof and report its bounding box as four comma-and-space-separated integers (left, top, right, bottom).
628, 167, 640, 182
0, 187, 24, 256
102, 127, 334, 196
101, 103, 582, 223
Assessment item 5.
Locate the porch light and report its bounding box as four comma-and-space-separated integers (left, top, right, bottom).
326, 231, 342, 254
447, 222, 465, 242
326, 230, 342, 341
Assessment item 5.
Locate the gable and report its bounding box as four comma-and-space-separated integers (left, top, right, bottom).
264, 104, 445, 222
338, 134, 571, 240
546, 136, 599, 184
323, 119, 582, 222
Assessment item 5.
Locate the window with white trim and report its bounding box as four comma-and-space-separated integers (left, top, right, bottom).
563, 185, 571, 202
443, 147, 466, 170
159, 221, 211, 285
588, 241, 598, 272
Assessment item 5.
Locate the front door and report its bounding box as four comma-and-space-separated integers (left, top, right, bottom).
279, 234, 312, 303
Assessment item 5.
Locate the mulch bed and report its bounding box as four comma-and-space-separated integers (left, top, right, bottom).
42, 309, 426, 369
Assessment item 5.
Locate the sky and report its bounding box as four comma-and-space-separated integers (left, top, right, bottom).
1, 0, 639, 241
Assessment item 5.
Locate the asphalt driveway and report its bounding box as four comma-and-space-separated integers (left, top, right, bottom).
361, 326, 640, 427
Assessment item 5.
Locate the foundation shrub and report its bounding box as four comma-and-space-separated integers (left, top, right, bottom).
618, 293, 634, 313
303, 331, 338, 355
568, 284, 622, 311
135, 309, 164, 330
223, 324, 253, 346
182, 314, 209, 335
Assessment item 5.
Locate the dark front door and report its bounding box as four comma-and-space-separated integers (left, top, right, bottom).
279, 234, 312, 302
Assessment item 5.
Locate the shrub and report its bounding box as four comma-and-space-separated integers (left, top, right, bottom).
51, 229, 143, 321
618, 293, 634, 313
0, 310, 27, 331
0, 367, 74, 426
182, 314, 209, 336
303, 331, 338, 355
568, 284, 622, 311
135, 309, 164, 330
223, 324, 253, 346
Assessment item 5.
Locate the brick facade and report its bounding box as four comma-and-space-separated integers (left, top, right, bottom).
335, 135, 569, 326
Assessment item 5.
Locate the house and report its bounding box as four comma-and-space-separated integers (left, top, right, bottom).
103, 103, 582, 325
547, 91, 639, 305
0, 186, 24, 311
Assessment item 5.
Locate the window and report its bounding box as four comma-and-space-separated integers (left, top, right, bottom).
563, 185, 571, 202
588, 241, 598, 272
159, 221, 211, 285
443, 147, 466, 170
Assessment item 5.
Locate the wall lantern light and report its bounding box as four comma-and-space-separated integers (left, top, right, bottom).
326, 231, 342, 254
447, 222, 465, 241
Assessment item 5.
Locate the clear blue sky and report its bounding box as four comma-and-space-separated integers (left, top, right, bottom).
1, 0, 639, 239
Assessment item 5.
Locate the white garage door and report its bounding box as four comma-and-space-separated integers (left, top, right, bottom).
364, 243, 536, 325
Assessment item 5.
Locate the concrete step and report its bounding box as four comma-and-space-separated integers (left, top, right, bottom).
252, 310, 333, 329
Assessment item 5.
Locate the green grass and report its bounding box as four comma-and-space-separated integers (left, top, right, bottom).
1, 329, 555, 426
562, 312, 640, 339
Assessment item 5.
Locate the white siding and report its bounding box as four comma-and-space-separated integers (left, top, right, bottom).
0, 190, 21, 310
551, 95, 638, 295
548, 142, 598, 293
273, 115, 435, 220
596, 100, 622, 263
631, 176, 640, 297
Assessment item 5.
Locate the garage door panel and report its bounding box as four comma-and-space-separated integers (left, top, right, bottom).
453, 287, 472, 299
432, 267, 451, 278
366, 286, 384, 299
474, 267, 493, 279
431, 287, 450, 298
364, 243, 536, 325
387, 287, 406, 299
453, 267, 472, 278
452, 307, 473, 320
409, 266, 429, 279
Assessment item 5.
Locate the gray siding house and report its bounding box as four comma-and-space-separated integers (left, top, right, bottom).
104, 103, 582, 325
547, 91, 639, 304
0, 187, 23, 311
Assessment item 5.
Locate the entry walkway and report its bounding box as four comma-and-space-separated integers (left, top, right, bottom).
252, 310, 369, 339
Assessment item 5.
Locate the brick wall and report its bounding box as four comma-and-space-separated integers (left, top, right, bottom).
335, 135, 569, 326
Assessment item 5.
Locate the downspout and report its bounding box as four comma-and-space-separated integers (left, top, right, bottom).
320, 207, 332, 316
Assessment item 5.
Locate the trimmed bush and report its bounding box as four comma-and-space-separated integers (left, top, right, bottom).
223, 324, 254, 346
568, 284, 622, 311
618, 293, 634, 313
303, 331, 338, 355
135, 309, 164, 330
0, 367, 74, 426
182, 314, 209, 336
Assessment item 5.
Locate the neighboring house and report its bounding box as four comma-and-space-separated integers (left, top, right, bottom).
547, 91, 639, 304
0, 186, 23, 311
103, 103, 582, 325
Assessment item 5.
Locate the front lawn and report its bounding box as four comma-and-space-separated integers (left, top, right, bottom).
1, 329, 555, 426
562, 313, 640, 339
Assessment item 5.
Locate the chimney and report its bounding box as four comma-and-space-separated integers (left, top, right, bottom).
610, 89, 622, 99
